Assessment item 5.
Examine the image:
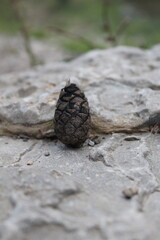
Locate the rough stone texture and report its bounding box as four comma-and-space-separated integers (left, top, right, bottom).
0, 45, 160, 239
0, 44, 160, 136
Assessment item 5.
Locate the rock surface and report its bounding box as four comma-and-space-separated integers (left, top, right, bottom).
0, 44, 160, 136
0, 45, 160, 240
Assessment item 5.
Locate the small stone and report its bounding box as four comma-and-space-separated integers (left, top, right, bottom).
23, 138, 29, 142
18, 134, 30, 142
88, 140, 95, 147
124, 136, 140, 141
122, 187, 138, 199
90, 135, 101, 145
44, 152, 50, 157
27, 161, 33, 166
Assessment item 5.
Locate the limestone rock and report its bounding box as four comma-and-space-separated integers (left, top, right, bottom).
0, 45, 160, 240
0, 45, 160, 137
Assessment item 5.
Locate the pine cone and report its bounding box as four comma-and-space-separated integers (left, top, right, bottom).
54, 83, 90, 147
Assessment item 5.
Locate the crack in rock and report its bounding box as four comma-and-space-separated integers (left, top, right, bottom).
137, 186, 160, 212
0, 45, 160, 240
0, 115, 145, 138
0, 46, 160, 140
89, 134, 136, 182
14, 142, 37, 164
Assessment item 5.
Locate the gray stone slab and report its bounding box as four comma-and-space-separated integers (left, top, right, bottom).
0, 133, 160, 240
0, 45, 160, 137
0, 46, 160, 240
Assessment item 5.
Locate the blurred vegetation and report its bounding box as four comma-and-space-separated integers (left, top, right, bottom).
0, 0, 160, 54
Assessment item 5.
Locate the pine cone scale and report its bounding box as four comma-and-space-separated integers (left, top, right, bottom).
54, 83, 90, 147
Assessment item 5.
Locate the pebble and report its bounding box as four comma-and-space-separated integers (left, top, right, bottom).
122, 187, 139, 199
27, 161, 33, 166
44, 152, 50, 157
88, 140, 95, 147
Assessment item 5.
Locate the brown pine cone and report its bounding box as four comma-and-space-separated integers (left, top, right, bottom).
54, 83, 90, 147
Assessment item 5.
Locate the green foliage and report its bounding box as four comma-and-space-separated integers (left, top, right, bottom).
31, 29, 50, 39
122, 18, 160, 48
0, 0, 159, 52
0, 0, 19, 32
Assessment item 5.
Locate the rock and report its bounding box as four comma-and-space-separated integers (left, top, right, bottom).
123, 136, 140, 141
26, 160, 34, 165
88, 140, 95, 147
44, 151, 50, 157
122, 186, 139, 199
0, 45, 160, 240
0, 133, 160, 240
0, 45, 160, 137
90, 135, 102, 145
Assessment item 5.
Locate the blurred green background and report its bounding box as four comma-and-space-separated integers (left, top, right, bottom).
0, 0, 160, 54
